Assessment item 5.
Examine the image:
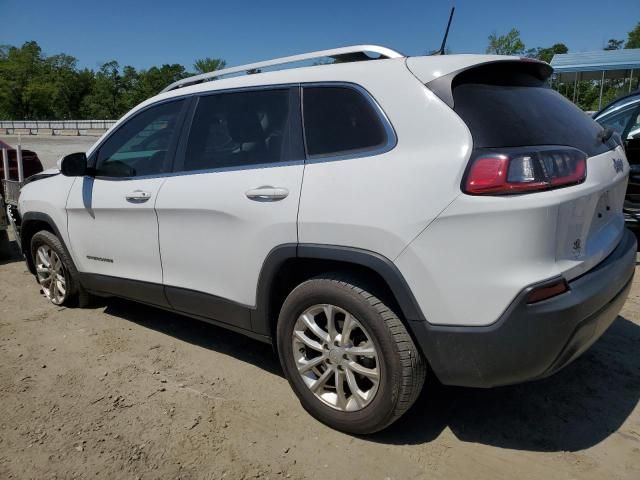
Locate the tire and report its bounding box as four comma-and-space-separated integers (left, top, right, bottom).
277, 273, 426, 434
30, 230, 92, 307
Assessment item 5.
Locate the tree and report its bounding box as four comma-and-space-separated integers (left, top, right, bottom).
0, 41, 230, 120
604, 39, 624, 50
527, 43, 568, 63
625, 22, 640, 49
486, 28, 526, 55
82, 61, 122, 118
137, 64, 189, 98
193, 57, 226, 75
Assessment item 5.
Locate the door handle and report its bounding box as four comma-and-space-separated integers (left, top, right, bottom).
245, 186, 289, 202
125, 190, 152, 202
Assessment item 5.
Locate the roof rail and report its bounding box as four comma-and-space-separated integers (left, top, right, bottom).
161, 45, 404, 93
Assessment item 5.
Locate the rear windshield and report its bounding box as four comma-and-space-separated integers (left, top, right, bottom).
450, 63, 610, 156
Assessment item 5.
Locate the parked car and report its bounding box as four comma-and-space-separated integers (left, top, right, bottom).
0, 140, 43, 247
15, 45, 635, 434
593, 90, 640, 225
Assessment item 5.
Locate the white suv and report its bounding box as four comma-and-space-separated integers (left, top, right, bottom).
16, 46, 636, 434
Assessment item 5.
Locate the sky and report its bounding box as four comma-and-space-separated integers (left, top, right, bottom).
2, 0, 639, 71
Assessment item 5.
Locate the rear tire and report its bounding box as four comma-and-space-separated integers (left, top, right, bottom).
30, 230, 92, 307
277, 273, 426, 434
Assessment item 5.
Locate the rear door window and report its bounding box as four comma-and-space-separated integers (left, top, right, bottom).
302, 86, 388, 157
180, 88, 302, 171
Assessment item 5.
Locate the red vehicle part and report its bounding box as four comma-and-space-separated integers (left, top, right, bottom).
0, 140, 44, 181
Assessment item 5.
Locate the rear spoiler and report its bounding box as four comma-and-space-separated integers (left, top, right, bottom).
407, 57, 553, 109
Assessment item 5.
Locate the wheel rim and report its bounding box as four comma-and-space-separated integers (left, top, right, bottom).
35, 245, 67, 305
291, 304, 380, 412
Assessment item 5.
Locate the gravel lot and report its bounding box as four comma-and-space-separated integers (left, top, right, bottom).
1, 135, 639, 479
0, 235, 639, 479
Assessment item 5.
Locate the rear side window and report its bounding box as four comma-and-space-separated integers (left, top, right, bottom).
182, 88, 301, 171
303, 86, 388, 157
449, 63, 610, 156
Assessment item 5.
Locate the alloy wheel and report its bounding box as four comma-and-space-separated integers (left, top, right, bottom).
35, 245, 67, 305
291, 304, 380, 412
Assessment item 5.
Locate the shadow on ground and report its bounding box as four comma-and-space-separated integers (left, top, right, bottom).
103, 298, 282, 376
371, 315, 640, 451
102, 295, 640, 452
0, 237, 22, 265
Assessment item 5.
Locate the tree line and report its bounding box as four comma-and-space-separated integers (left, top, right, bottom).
1, 22, 639, 120
0, 42, 226, 120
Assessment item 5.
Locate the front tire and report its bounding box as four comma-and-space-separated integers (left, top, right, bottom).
30, 230, 91, 307
277, 274, 426, 434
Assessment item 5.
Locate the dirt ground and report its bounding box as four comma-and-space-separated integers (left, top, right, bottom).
0, 236, 639, 480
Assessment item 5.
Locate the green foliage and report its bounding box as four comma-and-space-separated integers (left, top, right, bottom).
0, 41, 222, 120
604, 39, 624, 50
526, 43, 568, 63
193, 57, 226, 75
486, 29, 525, 55
626, 22, 640, 49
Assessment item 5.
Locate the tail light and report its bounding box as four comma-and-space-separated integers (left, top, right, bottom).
464, 147, 587, 195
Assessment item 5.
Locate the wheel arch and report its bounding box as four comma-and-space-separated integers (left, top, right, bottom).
251, 243, 426, 342
20, 212, 69, 274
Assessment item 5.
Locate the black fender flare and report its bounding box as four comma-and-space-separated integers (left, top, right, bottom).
251, 243, 426, 336
20, 212, 72, 273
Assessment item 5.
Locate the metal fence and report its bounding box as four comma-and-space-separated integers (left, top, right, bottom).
0, 120, 117, 134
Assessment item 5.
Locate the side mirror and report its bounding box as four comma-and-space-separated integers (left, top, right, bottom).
60, 152, 88, 177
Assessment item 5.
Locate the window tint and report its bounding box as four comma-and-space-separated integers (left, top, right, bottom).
450, 63, 611, 157
95, 100, 185, 177
303, 86, 387, 157
183, 89, 297, 171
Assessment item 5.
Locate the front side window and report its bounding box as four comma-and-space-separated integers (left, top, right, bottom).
182, 88, 297, 171
95, 99, 185, 177
302, 86, 388, 157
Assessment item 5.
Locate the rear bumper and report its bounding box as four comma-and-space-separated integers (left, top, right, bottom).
410, 228, 636, 388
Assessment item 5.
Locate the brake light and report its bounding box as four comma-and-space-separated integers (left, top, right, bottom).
464, 147, 587, 195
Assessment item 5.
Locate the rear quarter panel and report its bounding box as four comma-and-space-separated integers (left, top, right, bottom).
297, 61, 471, 260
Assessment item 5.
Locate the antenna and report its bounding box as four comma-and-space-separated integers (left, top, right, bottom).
436, 6, 455, 55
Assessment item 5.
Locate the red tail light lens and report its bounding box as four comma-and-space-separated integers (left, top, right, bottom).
464, 147, 587, 195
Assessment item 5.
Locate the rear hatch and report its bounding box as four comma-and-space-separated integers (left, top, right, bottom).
408, 57, 628, 280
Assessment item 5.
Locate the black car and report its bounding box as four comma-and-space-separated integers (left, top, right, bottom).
593, 90, 640, 225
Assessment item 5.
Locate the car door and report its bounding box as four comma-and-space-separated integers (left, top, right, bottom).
66, 98, 188, 305
595, 98, 640, 206
155, 87, 304, 330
